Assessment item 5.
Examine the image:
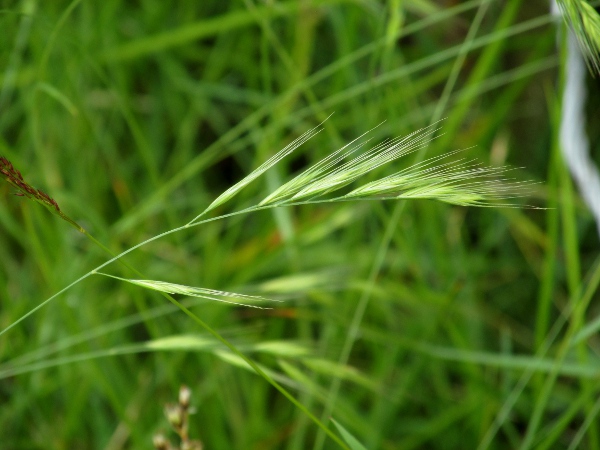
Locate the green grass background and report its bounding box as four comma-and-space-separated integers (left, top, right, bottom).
1, 0, 600, 448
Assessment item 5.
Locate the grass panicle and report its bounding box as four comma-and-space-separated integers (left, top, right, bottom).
1, 156, 84, 232
254, 124, 536, 209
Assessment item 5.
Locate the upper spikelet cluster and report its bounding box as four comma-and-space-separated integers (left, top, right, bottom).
188, 120, 536, 224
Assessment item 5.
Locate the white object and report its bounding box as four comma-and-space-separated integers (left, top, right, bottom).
553, 1, 600, 238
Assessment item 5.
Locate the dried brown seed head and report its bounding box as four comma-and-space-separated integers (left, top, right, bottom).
1, 156, 61, 212
1, 155, 84, 232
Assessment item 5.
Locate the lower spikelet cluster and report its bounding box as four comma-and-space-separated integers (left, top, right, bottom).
1, 156, 61, 212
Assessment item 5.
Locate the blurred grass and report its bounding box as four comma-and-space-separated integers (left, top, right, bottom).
1, 0, 600, 449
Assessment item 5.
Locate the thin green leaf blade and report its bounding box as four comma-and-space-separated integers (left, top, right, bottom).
330, 418, 368, 450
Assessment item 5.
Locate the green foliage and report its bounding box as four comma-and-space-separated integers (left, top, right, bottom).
331, 418, 368, 450
1, 1, 599, 449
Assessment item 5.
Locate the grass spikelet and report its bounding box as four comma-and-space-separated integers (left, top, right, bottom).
556, 0, 600, 74
259, 126, 378, 206
96, 273, 277, 309
196, 117, 330, 220
345, 149, 536, 207
260, 122, 442, 206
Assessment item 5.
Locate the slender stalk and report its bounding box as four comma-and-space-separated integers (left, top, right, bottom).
0, 201, 352, 448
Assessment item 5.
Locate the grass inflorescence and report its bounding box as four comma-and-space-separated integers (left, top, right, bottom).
1, 156, 59, 210
153, 385, 203, 450
556, 0, 600, 74
1, 156, 84, 232
255, 126, 536, 209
